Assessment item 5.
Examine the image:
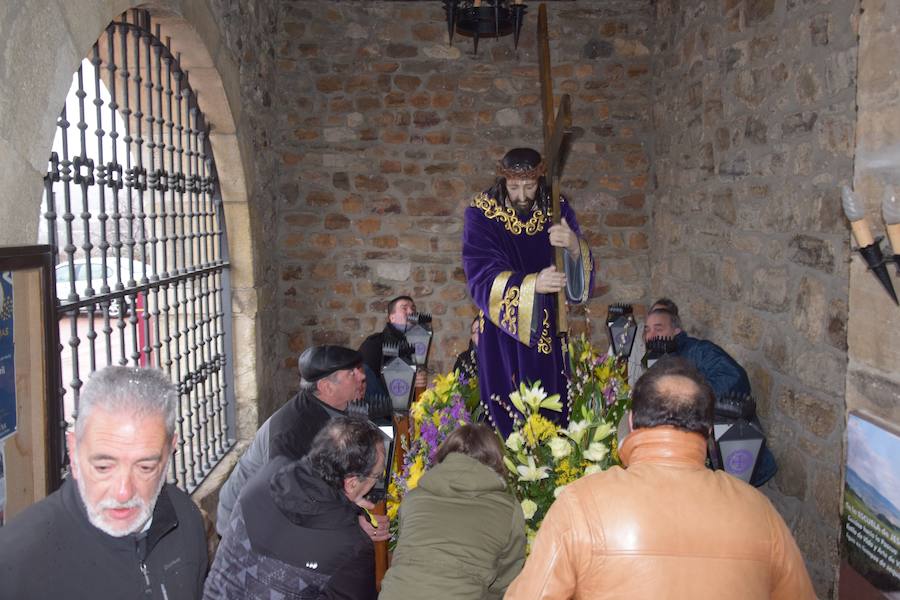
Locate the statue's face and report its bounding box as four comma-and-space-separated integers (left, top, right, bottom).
506, 178, 539, 214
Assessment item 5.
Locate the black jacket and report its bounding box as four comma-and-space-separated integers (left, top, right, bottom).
216, 389, 342, 535
204, 456, 376, 600
0, 479, 208, 599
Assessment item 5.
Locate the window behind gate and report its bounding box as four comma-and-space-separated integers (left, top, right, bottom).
40, 10, 235, 492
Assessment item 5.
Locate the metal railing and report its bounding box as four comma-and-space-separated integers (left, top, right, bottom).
41, 9, 235, 492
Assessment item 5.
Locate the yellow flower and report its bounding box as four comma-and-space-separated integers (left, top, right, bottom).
523, 414, 556, 447
432, 371, 457, 399
407, 456, 425, 490
387, 500, 400, 521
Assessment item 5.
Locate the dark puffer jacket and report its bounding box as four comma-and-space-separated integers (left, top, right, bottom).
673, 331, 751, 399
204, 456, 375, 600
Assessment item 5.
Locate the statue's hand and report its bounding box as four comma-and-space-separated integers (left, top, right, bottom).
548, 217, 580, 259
536, 266, 566, 293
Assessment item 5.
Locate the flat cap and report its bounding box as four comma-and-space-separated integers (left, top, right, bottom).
298, 345, 362, 382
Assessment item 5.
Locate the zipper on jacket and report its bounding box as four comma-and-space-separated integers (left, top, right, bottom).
140, 561, 150, 585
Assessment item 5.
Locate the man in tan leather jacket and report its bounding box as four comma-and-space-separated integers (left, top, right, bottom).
505, 357, 815, 600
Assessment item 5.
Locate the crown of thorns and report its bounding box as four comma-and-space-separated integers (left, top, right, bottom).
496, 159, 545, 180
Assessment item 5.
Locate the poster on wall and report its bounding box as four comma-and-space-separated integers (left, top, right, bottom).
840, 412, 900, 599
0, 271, 15, 443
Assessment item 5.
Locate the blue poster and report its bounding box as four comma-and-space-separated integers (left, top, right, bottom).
0, 271, 14, 442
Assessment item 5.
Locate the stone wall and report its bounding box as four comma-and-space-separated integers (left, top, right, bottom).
271, 0, 655, 398
651, 0, 858, 595
195, 0, 281, 426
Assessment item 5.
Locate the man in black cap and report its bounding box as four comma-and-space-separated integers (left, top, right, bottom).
359, 295, 427, 396
462, 147, 594, 436
215, 344, 381, 538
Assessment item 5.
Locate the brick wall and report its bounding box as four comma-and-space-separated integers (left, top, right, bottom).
651, 0, 858, 595
271, 1, 654, 397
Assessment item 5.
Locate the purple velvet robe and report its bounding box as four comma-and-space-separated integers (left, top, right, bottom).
462, 192, 594, 436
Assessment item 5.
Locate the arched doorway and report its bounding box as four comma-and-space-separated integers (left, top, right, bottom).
39, 9, 237, 492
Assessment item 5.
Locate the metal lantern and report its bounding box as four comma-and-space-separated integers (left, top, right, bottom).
713, 419, 765, 484
405, 312, 433, 367
643, 335, 678, 370
381, 341, 416, 413
606, 303, 637, 358
443, 0, 527, 55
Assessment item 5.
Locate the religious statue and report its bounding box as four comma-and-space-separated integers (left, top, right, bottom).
462, 147, 594, 436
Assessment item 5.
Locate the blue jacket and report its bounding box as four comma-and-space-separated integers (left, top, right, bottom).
674, 331, 751, 400
673, 331, 776, 487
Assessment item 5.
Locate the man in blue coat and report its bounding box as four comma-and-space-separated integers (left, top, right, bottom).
643, 306, 776, 486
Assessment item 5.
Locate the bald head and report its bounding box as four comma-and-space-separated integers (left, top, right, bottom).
632, 356, 714, 435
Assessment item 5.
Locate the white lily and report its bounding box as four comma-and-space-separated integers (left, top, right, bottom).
593, 420, 616, 442
516, 455, 551, 482
505, 431, 524, 452
563, 419, 590, 445
520, 498, 538, 520
583, 442, 609, 462
509, 381, 563, 415
548, 436, 572, 460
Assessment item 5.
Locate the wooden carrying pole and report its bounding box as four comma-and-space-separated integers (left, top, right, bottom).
537, 3, 572, 335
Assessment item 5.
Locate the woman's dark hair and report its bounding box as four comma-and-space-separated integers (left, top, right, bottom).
306, 416, 383, 490
434, 424, 506, 477
631, 356, 714, 436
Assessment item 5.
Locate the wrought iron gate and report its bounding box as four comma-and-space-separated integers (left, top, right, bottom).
41, 10, 235, 492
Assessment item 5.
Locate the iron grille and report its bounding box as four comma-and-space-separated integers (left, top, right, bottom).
40, 10, 235, 492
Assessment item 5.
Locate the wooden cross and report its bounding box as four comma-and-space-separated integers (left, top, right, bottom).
537, 3, 573, 335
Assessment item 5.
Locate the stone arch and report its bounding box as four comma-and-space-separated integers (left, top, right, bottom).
0, 0, 260, 493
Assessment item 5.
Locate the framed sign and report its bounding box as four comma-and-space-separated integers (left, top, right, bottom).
0, 246, 61, 524
840, 411, 900, 599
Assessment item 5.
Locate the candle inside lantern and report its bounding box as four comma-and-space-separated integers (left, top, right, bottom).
842, 185, 875, 247
883, 186, 900, 253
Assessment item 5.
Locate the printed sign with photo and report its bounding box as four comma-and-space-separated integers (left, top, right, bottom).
840, 412, 900, 599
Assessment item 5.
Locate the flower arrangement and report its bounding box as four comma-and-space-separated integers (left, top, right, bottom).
502, 335, 632, 548
386, 335, 631, 551
386, 371, 480, 535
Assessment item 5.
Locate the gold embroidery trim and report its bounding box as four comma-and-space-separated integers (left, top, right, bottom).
472, 193, 547, 235
518, 273, 537, 346
477, 310, 485, 333
500, 286, 521, 335
538, 309, 552, 355
489, 271, 512, 325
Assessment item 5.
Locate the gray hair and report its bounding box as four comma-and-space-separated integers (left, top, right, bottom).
75, 366, 178, 442
299, 369, 343, 393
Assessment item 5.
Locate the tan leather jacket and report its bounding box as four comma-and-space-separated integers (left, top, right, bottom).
505, 427, 815, 600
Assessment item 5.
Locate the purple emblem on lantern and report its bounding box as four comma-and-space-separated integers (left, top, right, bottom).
389, 378, 410, 395
725, 449, 753, 475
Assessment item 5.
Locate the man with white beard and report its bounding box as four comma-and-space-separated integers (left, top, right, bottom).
0, 366, 208, 599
